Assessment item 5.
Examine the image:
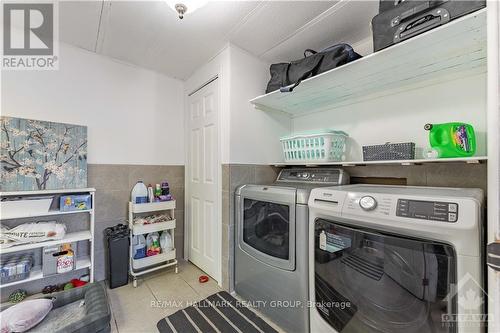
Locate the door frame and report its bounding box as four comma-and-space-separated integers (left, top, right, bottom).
184, 75, 223, 285
487, 1, 500, 331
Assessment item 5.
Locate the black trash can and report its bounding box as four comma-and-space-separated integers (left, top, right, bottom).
105, 224, 130, 289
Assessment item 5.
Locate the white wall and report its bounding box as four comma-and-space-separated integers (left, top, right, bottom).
229, 45, 291, 164
185, 44, 290, 164
292, 73, 487, 160
1, 43, 185, 165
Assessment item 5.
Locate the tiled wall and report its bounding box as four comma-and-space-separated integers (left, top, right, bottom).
345, 163, 487, 191
88, 164, 184, 281
221, 162, 487, 292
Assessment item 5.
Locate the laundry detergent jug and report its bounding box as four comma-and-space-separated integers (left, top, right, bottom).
131, 181, 148, 204
132, 235, 146, 259
424, 122, 476, 158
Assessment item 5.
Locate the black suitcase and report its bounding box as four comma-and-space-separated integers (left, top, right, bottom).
372, 0, 486, 52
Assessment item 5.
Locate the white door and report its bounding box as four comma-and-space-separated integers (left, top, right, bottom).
186, 79, 220, 280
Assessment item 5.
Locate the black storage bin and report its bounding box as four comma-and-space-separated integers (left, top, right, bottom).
105, 224, 130, 289
372, 0, 486, 51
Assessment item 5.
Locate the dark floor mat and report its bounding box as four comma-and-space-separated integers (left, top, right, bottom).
157, 291, 278, 333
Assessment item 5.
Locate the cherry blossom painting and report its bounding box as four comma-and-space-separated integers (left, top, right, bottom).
0, 117, 87, 191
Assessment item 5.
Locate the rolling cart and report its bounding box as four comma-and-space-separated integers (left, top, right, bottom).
128, 200, 178, 287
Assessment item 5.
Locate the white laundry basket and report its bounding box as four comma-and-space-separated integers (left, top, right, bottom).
280, 130, 348, 163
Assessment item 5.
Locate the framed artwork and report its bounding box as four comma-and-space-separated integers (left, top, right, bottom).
0, 117, 88, 191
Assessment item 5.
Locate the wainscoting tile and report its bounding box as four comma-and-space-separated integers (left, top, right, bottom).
222, 191, 230, 226
162, 165, 185, 188
94, 190, 129, 222
128, 165, 169, 190
221, 253, 230, 290
94, 219, 122, 253
222, 224, 229, 259
344, 165, 426, 186
254, 165, 280, 185
94, 249, 107, 282
222, 164, 230, 192
174, 231, 184, 259
170, 185, 184, 211
88, 164, 130, 192
229, 164, 255, 193
424, 163, 487, 191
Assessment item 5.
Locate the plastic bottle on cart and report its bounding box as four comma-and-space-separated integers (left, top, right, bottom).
160, 231, 173, 252
146, 232, 161, 256
161, 181, 170, 195
131, 181, 148, 204
132, 235, 146, 259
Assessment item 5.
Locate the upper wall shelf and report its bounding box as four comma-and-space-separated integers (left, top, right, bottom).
250, 9, 487, 117
272, 156, 487, 167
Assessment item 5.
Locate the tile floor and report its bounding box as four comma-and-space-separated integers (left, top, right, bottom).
107, 260, 222, 333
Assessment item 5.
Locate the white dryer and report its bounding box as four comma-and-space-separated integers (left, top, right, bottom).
308, 185, 484, 333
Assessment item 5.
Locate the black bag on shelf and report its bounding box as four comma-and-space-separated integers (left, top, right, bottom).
372, 0, 486, 52
265, 44, 361, 94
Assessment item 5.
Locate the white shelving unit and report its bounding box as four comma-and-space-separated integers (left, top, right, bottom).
128, 200, 178, 287
273, 156, 487, 167
0, 188, 95, 291
250, 9, 487, 117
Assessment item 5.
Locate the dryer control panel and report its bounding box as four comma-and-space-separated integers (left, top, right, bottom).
396, 199, 458, 222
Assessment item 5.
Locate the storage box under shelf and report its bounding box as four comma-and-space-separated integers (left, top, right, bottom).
132, 250, 176, 270
131, 220, 176, 235
0, 256, 91, 289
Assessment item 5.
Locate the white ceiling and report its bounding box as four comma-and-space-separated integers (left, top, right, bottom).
59, 0, 378, 80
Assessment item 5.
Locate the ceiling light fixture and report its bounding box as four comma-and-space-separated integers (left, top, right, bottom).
166, 0, 209, 19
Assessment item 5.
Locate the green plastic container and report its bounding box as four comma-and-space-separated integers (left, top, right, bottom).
424, 122, 476, 158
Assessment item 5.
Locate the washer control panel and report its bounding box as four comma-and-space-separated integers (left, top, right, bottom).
396, 199, 459, 222
277, 168, 347, 184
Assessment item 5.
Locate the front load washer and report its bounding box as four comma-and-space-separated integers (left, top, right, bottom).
235, 168, 349, 333
308, 185, 484, 333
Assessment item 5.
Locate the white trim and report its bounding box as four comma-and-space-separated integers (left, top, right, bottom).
1, 188, 95, 196
487, 1, 500, 332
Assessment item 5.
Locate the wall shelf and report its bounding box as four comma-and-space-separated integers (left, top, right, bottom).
0, 209, 92, 221
0, 188, 96, 197
130, 200, 176, 214
132, 219, 176, 236
1, 230, 92, 254
273, 156, 487, 167
250, 9, 486, 117
0, 257, 91, 289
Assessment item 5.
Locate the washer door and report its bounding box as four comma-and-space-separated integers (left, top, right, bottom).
237, 186, 296, 271
314, 218, 457, 333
